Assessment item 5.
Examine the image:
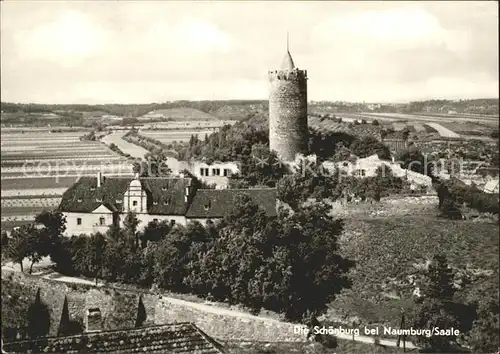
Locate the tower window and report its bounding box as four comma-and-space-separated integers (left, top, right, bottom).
77, 218, 82, 225
132, 200, 138, 206
99, 217, 105, 226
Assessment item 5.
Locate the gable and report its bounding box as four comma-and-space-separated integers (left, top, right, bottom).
59, 177, 192, 215
92, 204, 113, 214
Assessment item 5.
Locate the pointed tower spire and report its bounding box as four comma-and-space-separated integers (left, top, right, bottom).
281, 32, 295, 70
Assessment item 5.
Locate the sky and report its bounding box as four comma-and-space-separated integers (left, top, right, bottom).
1, 1, 498, 104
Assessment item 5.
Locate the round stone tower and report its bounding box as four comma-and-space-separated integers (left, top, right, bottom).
268, 46, 308, 161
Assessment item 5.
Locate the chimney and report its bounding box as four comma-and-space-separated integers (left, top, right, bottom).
97, 172, 102, 188
135, 172, 139, 179
85, 308, 103, 332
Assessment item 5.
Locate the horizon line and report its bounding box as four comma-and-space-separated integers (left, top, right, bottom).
1, 97, 499, 107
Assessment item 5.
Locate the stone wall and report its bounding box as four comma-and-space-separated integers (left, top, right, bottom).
2, 272, 306, 343
269, 69, 308, 161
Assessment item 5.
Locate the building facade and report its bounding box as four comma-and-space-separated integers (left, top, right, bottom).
59, 173, 276, 236
268, 47, 309, 161
323, 154, 433, 191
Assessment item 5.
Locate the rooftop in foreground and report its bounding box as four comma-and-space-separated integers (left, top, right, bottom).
2, 323, 224, 354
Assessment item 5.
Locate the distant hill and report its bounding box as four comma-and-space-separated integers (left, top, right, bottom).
138, 107, 219, 121
208, 102, 268, 121
1, 98, 497, 126
310, 98, 499, 116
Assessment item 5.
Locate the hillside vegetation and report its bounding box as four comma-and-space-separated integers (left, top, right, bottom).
333, 216, 499, 327
138, 107, 219, 121
2, 98, 497, 124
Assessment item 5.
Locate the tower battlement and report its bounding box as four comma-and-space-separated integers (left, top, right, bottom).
268, 69, 308, 81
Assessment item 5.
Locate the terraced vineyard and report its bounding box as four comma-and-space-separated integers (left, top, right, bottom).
1, 128, 134, 230
308, 116, 382, 139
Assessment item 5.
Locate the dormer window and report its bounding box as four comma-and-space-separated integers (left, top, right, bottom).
161, 187, 167, 191
96, 198, 102, 203
153, 201, 158, 205
90, 187, 96, 191
164, 200, 169, 205
77, 199, 83, 202
204, 200, 211, 210
116, 200, 122, 204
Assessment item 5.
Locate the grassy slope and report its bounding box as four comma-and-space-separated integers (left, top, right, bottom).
330, 214, 499, 327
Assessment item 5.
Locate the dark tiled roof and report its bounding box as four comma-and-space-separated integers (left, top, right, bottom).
2, 323, 224, 354
58, 177, 191, 215
384, 131, 405, 140
186, 189, 277, 219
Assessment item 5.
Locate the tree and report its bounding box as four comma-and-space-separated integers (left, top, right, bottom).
439, 198, 463, 220
465, 281, 499, 352
26, 289, 51, 338
35, 211, 66, 262
275, 202, 353, 321
396, 146, 426, 174
402, 127, 411, 142
6, 225, 49, 273
5, 229, 29, 272
235, 143, 288, 187
140, 220, 171, 248
277, 167, 340, 210
123, 212, 141, 250
57, 296, 71, 336
135, 295, 147, 328
153, 226, 192, 292
412, 254, 462, 352
350, 136, 391, 160
1, 230, 9, 248
87, 233, 106, 286
133, 152, 172, 177
35, 211, 66, 238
